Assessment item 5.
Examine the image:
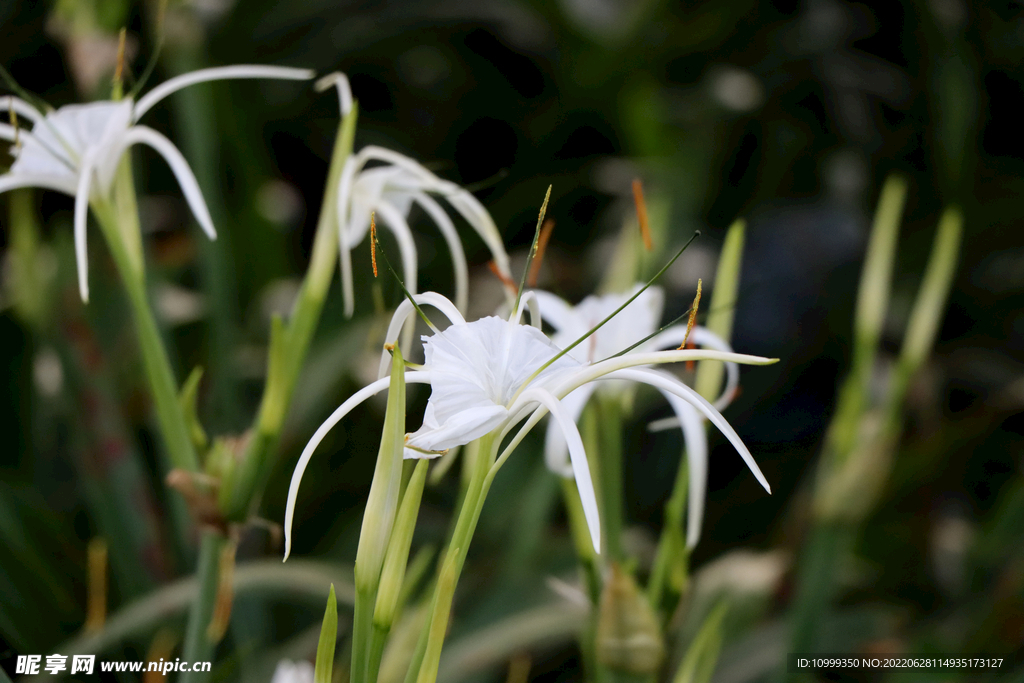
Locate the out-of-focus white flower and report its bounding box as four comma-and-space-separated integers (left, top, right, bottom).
270, 660, 314, 683
0, 65, 314, 301
534, 284, 754, 548
283, 291, 774, 559
317, 72, 512, 317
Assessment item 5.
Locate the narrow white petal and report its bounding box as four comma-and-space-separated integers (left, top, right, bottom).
133, 65, 315, 120
1, 95, 43, 123
377, 292, 465, 379
283, 371, 433, 560
511, 291, 542, 329
521, 387, 601, 554
543, 382, 596, 478
118, 126, 216, 239
444, 188, 510, 276
411, 191, 469, 313
336, 157, 360, 317
645, 325, 740, 410
0, 172, 77, 197
315, 72, 353, 116
73, 152, 98, 303
641, 368, 708, 548
607, 367, 771, 494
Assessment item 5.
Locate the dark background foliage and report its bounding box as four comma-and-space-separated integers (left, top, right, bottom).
1, 0, 1023, 679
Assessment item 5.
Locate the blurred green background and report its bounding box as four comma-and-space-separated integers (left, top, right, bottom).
1, 0, 1023, 681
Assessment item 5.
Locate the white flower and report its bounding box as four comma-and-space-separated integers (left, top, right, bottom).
270, 660, 313, 683
533, 284, 757, 548
1, 65, 315, 302
317, 73, 512, 316
283, 291, 775, 559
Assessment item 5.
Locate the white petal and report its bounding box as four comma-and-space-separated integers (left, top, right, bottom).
133, 65, 315, 120
405, 403, 508, 453
645, 325, 740, 410
315, 72, 352, 116
1, 95, 42, 123
543, 382, 596, 478
511, 290, 542, 329
283, 371, 433, 560
377, 292, 465, 379
0, 171, 77, 196
640, 368, 708, 548
336, 157, 359, 317
73, 151, 98, 303
520, 387, 601, 553
411, 191, 469, 313
116, 126, 216, 239
606, 367, 770, 494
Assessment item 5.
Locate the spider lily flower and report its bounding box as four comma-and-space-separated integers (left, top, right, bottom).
533, 284, 758, 548
283, 291, 775, 558
0, 65, 314, 302
333, 142, 512, 316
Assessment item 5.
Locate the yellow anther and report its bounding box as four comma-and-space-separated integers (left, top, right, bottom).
370, 211, 379, 277
679, 278, 702, 350
632, 179, 653, 252
527, 218, 555, 287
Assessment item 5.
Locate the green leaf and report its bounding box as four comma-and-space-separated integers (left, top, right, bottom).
694, 218, 745, 403
180, 366, 208, 452
315, 584, 339, 683
673, 600, 728, 683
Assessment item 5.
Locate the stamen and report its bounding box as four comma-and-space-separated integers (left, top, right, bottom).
489, 260, 518, 294
113, 28, 127, 101
128, 0, 169, 100
513, 185, 552, 314
370, 222, 436, 329
685, 340, 696, 372
527, 218, 555, 287
633, 179, 653, 251
8, 103, 20, 150
403, 436, 449, 456
679, 279, 702, 350
370, 211, 379, 277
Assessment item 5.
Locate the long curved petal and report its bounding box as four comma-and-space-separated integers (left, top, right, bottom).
378, 292, 466, 379
315, 72, 352, 117
336, 156, 360, 317
0, 172, 77, 197
283, 371, 433, 560
543, 382, 596, 478
74, 151, 98, 303
116, 126, 216, 240
133, 65, 315, 120
520, 387, 601, 553
641, 368, 709, 548
510, 291, 542, 329
607, 367, 770, 494
1, 95, 43, 123
411, 191, 469, 313
645, 325, 740, 410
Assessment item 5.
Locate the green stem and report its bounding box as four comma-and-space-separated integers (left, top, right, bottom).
352, 589, 376, 683
93, 199, 199, 474
181, 530, 226, 683
404, 435, 495, 683
222, 106, 358, 521
597, 394, 624, 562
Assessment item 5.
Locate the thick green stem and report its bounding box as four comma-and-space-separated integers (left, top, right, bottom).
404, 435, 495, 683
597, 394, 624, 561
181, 530, 226, 683
93, 199, 199, 475
352, 590, 376, 683
222, 106, 358, 521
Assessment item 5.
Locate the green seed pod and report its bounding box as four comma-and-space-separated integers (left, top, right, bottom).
596, 564, 665, 675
